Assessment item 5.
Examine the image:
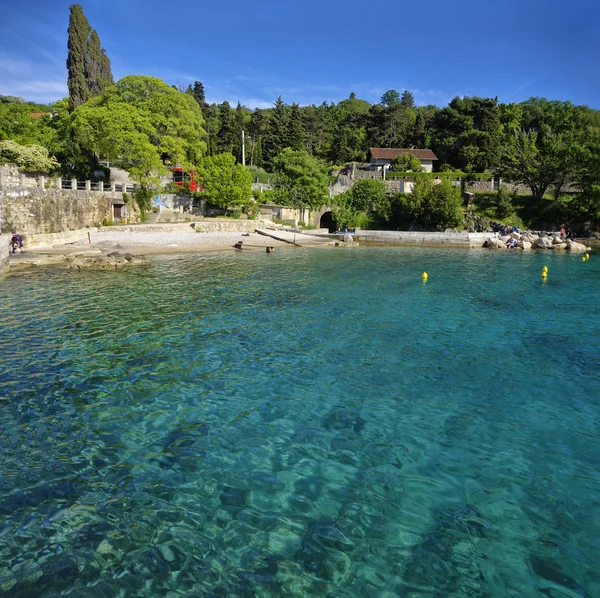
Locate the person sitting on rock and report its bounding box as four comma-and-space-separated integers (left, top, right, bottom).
10, 233, 23, 253
505, 237, 516, 248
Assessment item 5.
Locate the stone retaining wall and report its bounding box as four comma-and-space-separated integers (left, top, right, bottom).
354, 230, 494, 248
0, 165, 40, 189
0, 233, 9, 274
0, 188, 119, 236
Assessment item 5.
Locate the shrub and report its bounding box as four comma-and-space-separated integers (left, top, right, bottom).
494, 186, 514, 219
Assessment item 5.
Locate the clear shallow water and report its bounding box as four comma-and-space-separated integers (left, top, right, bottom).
1, 246, 599, 597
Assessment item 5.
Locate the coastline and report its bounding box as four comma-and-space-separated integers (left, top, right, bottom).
7, 229, 332, 271
7, 226, 596, 272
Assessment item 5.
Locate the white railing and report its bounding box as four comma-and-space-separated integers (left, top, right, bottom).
0, 174, 137, 194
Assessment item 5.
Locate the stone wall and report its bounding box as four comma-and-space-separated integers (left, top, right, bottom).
0, 233, 9, 275
0, 165, 41, 189
0, 188, 118, 236
354, 230, 494, 248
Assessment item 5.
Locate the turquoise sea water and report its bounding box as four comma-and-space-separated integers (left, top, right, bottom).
1, 246, 600, 597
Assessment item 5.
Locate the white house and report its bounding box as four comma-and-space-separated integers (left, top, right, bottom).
368, 148, 438, 173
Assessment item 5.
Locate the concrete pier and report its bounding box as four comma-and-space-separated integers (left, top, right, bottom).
352, 230, 494, 248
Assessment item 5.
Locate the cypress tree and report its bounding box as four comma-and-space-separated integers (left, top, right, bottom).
66, 4, 113, 111
67, 5, 89, 110
85, 30, 114, 97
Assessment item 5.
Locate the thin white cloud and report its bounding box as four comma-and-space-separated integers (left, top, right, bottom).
0, 54, 66, 103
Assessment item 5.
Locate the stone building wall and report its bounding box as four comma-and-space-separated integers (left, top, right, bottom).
0, 188, 119, 236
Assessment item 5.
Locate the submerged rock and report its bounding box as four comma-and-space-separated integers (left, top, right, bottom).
63, 251, 145, 270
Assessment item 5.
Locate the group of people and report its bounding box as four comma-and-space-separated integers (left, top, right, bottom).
560, 226, 575, 241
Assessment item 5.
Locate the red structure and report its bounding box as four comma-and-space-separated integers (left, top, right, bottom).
170, 168, 199, 191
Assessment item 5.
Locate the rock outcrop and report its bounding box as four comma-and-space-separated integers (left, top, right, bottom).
63, 251, 145, 270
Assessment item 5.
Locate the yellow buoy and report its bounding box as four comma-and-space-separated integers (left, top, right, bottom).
421, 272, 428, 281
541, 271, 547, 278
582, 256, 587, 261
585, 253, 590, 259
542, 266, 548, 273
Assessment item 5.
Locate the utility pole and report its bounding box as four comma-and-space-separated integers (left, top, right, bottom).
241, 130, 246, 166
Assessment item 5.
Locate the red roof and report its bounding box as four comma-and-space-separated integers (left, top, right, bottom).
368, 148, 438, 161
28, 112, 48, 119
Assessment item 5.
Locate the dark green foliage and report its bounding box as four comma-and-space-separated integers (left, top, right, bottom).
216, 101, 236, 155
287, 103, 306, 151
263, 96, 290, 168
390, 153, 423, 172
494, 186, 514, 219
272, 148, 329, 208
133, 187, 154, 220
432, 96, 502, 171
332, 179, 390, 229
67, 4, 113, 111
393, 178, 463, 229
187, 81, 206, 109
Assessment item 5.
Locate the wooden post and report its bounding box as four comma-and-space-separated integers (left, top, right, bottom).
38, 176, 45, 189
85, 180, 91, 191
56, 176, 62, 189
99, 181, 104, 192
71, 178, 77, 190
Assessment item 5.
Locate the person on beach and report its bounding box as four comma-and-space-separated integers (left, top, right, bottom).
505, 237, 516, 248
560, 225, 566, 240
10, 233, 23, 253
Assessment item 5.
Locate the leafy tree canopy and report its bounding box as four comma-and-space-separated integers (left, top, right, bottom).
390, 153, 423, 172
198, 152, 252, 208
395, 178, 463, 229
272, 148, 329, 209
71, 75, 207, 184
0, 140, 59, 172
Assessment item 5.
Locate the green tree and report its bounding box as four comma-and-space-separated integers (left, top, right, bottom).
381, 89, 401, 107
216, 101, 236, 155
67, 4, 113, 111
263, 96, 290, 168
0, 103, 55, 146
395, 178, 463, 228
198, 153, 252, 208
72, 75, 206, 184
499, 128, 583, 201
287, 103, 306, 151
432, 96, 502, 171
400, 90, 415, 109
348, 178, 389, 213
272, 148, 329, 209
187, 81, 207, 109
0, 140, 59, 172
390, 153, 423, 172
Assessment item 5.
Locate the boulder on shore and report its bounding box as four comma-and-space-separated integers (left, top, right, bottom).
566, 240, 589, 253
482, 237, 505, 249
517, 240, 532, 250
532, 237, 553, 249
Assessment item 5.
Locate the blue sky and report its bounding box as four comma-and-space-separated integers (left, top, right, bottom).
1, 0, 599, 109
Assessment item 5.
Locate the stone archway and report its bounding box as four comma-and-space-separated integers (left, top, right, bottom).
319, 211, 337, 233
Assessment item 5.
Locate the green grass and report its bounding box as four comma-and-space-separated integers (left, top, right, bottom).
469, 190, 562, 229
